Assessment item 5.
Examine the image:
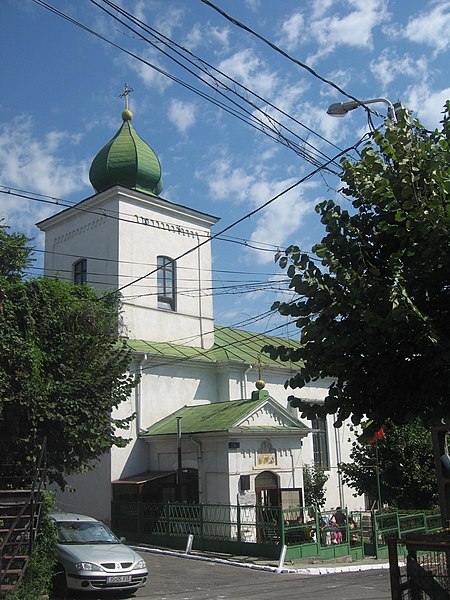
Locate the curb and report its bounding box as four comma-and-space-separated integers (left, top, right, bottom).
132, 545, 394, 575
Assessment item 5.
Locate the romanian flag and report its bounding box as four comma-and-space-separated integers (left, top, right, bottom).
368, 427, 385, 444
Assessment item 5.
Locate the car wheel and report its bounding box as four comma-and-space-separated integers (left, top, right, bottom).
51, 563, 67, 599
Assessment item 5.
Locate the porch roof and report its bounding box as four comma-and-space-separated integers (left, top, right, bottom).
112, 471, 174, 485
141, 394, 310, 437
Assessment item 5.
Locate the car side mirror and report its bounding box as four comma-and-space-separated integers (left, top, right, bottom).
120, 536, 126, 543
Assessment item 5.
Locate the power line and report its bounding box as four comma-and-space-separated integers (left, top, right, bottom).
102, 137, 367, 298
200, 0, 378, 115
32, 0, 343, 174
135, 320, 302, 375
0, 185, 315, 258
92, 0, 344, 168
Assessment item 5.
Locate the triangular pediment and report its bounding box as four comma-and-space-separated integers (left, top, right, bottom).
235, 397, 308, 431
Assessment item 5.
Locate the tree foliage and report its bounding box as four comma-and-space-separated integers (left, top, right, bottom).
303, 464, 329, 508
264, 103, 450, 436
339, 419, 437, 509
0, 225, 137, 488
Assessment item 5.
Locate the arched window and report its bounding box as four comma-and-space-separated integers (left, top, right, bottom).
157, 256, 176, 310
73, 258, 87, 284
310, 418, 330, 469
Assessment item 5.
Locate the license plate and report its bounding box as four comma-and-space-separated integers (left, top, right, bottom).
106, 575, 132, 584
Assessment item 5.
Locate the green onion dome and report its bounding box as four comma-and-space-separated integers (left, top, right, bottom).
89, 109, 163, 195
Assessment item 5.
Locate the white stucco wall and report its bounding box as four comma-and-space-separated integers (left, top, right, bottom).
37, 183, 365, 521
37, 186, 218, 348
52, 453, 113, 525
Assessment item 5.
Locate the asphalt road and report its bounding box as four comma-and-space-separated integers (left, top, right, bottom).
53, 551, 393, 600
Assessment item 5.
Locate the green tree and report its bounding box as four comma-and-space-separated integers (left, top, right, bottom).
339, 419, 437, 509
0, 225, 137, 488
264, 103, 450, 437
303, 464, 329, 508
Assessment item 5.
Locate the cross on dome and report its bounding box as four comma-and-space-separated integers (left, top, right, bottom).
119, 82, 134, 110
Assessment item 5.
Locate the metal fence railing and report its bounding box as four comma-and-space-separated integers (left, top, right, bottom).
351, 510, 443, 559
389, 533, 450, 599
111, 501, 442, 562
112, 502, 367, 560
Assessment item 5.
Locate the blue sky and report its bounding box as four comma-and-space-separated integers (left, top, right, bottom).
2, 0, 450, 336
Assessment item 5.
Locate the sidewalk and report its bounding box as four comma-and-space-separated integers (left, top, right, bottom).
131, 543, 395, 575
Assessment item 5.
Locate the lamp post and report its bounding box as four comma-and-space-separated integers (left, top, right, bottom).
327, 97, 397, 123
176, 416, 182, 502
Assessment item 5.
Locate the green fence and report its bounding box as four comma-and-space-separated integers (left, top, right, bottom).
112, 501, 366, 561
354, 510, 443, 559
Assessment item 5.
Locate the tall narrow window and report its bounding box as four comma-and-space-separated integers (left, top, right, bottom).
73, 258, 87, 285
157, 256, 176, 310
310, 418, 330, 469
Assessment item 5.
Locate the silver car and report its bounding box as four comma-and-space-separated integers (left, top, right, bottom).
50, 512, 148, 594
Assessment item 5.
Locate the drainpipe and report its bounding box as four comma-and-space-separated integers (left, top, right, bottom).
333, 417, 344, 508
242, 364, 253, 399
135, 354, 147, 435
190, 437, 203, 502
289, 448, 296, 488
195, 233, 205, 349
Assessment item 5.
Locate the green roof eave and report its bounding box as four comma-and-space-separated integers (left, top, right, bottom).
123, 325, 304, 369
141, 397, 310, 438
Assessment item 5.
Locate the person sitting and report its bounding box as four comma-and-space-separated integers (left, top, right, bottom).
331, 507, 347, 542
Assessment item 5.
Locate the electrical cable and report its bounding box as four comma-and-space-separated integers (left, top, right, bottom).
200, 0, 381, 121
93, 0, 344, 166
101, 136, 367, 299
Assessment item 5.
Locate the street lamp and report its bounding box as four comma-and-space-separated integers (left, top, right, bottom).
327, 97, 397, 123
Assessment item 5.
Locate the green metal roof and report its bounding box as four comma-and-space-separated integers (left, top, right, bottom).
141, 394, 310, 437
89, 110, 163, 195
124, 325, 303, 369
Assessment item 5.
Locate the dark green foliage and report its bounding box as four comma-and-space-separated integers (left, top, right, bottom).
0, 224, 34, 282
303, 464, 329, 508
0, 227, 137, 488
339, 420, 438, 509
265, 103, 450, 437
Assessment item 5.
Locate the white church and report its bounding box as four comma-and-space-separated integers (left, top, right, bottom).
37, 101, 363, 524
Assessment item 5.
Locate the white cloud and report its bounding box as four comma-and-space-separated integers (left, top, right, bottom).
184, 22, 230, 53
155, 5, 185, 37
218, 49, 278, 97
277, 12, 305, 52
293, 101, 348, 149
405, 83, 450, 129
401, 1, 450, 53
309, 0, 389, 60
246, 180, 316, 264
184, 23, 203, 50
126, 49, 172, 93
245, 0, 261, 11
370, 49, 429, 88
254, 82, 308, 139
198, 155, 316, 264
311, 0, 336, 19
209, 25, 231, 51
167, 99, 197, 133
0, 115, 89, 236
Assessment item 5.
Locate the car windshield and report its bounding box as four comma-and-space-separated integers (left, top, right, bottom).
56, 521, 120, 544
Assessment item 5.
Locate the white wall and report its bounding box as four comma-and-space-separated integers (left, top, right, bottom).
52, 453, 113, 525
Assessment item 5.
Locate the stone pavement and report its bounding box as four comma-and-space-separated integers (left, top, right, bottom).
131, 543, 396, 576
